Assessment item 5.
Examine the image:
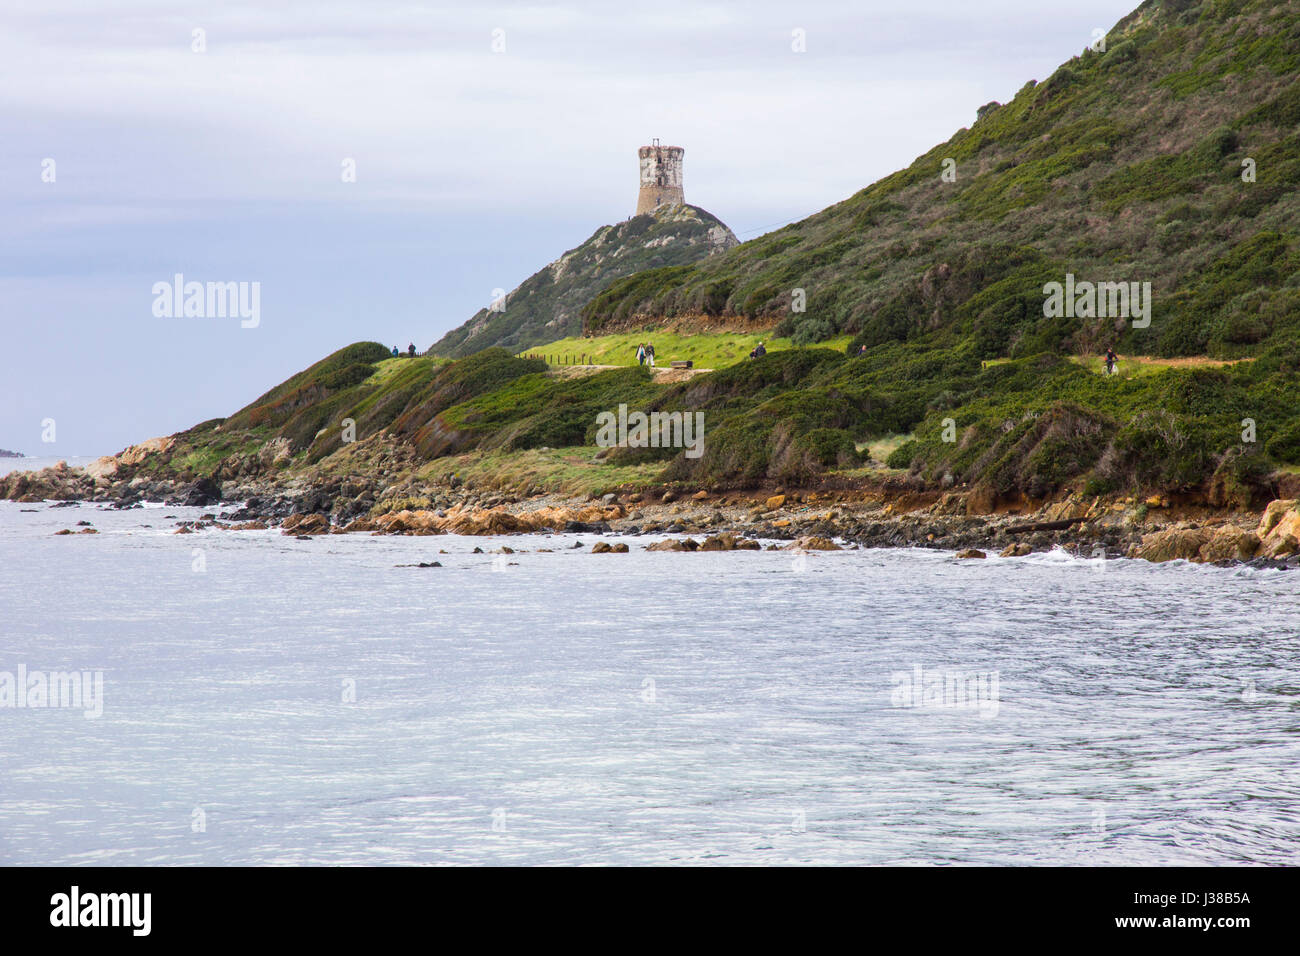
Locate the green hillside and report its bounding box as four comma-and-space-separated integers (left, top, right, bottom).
50, 0, 1300, 511
582, 0, 1299, 362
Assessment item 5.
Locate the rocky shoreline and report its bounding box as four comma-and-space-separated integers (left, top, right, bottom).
7, 453, 1300, 569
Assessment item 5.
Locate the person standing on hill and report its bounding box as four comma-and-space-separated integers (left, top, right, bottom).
646, 343, 656, 368
636, 343, 646, 366
1104, 346, 1118, 376
391, 345, 400, 357
407, 343, 416, 357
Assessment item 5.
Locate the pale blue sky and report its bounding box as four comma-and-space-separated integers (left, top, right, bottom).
1, 0, 1139, 455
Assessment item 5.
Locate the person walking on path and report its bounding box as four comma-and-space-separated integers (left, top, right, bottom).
646, 343, 656, 368
636, 343, 646, 366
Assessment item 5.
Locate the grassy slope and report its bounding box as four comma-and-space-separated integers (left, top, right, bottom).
151, 345, 546, 479
517, 331, 853, 369
418, 446, 668, 497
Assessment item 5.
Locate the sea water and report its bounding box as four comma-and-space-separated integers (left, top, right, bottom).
1, 500, 1297, 865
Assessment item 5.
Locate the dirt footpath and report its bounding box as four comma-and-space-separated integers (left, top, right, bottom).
545, 364, 710, 383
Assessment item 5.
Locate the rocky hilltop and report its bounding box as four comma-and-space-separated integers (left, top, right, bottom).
431, 203, 736, 357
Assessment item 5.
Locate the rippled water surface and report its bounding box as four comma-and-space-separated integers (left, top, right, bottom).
2, 500, 1297, 865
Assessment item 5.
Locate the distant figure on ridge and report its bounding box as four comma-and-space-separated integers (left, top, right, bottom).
1104, 346, 1119, 376
391, 345, 400, 357
407, 343, 416, 357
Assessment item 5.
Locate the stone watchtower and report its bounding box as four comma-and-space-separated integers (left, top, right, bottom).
636, 140, 684, 216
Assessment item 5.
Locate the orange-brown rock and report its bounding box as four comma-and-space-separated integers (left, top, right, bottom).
1256, 500, 1300, 558
965, 484, 997, 515
1134, 526, 1213, 563
443, 508, 531, 535
373, 509, 444, 534
282, 513, 330, 535
521, 503, 624, 530
645, 538, 686, 551
786, 536, 840, 551
1198, 527, 1260, 563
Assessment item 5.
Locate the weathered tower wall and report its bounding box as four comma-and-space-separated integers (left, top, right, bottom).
636, 144, 685, 216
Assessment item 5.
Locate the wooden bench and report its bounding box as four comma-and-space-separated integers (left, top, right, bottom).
669, 360, 693, 369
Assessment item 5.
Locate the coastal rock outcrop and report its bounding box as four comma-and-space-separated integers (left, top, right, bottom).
1130, 516, 1268, 564
1198, 527, 1260, 563
1256, 500, 1300, 558
1133, 526, 1213, 563
370, 502, 626, 536
698, 532, 739, 551
645, 538, 700, 551
281, 513, 330, 536
0, 461, 94, 502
